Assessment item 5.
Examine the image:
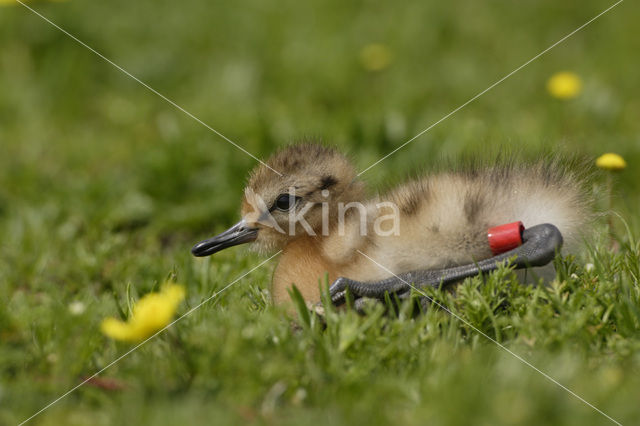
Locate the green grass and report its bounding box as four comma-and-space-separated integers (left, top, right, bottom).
1, 0, 640, 424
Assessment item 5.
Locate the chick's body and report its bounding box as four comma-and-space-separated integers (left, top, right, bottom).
271, 157, 590, 305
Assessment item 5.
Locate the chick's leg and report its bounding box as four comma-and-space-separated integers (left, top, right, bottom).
329, 223, 563, 306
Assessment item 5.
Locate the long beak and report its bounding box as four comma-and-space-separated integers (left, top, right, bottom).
191, 220, 258, 257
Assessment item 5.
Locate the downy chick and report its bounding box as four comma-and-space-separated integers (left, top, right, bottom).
192, 144, 592, 306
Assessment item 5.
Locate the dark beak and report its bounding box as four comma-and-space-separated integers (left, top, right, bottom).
191, 220, 258, 257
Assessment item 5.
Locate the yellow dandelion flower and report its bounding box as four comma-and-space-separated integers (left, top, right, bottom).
101, 284, 185, 342
596, 153, 626, 171
547, 71, 582, 99
360, 43, 392, 72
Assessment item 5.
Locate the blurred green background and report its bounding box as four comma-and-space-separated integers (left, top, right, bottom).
1, 0, 640, 425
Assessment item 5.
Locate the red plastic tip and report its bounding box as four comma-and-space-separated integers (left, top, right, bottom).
487, 221, 524, 255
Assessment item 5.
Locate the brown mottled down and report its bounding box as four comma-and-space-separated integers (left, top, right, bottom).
229, 144, 594, 307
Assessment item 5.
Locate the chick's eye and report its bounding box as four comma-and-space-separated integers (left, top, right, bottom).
274, 194, 299, 211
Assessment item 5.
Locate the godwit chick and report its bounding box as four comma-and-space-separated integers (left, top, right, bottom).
192, 144, 592, 307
